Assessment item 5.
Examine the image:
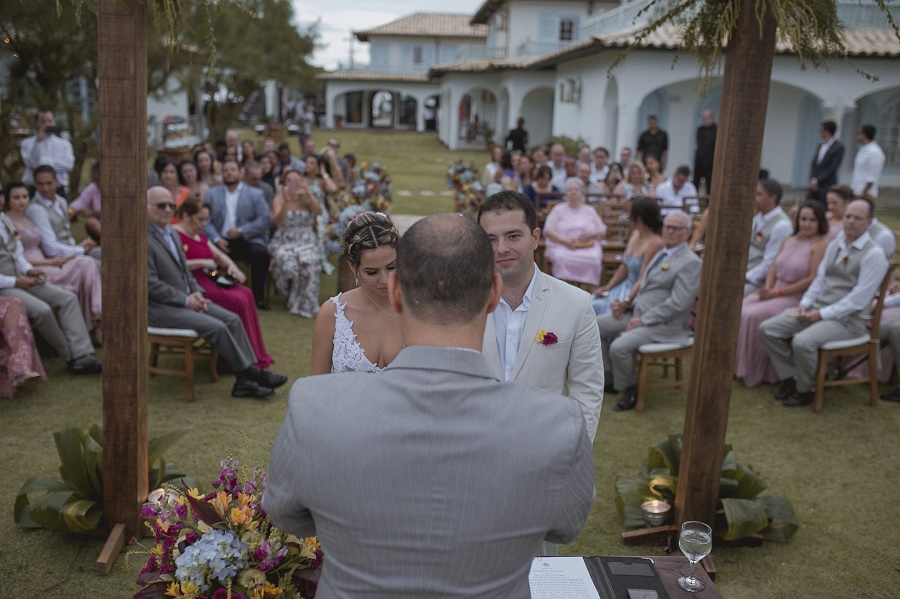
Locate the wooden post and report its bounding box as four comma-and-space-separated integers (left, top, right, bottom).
675, 1, 778, 528
98, 0, 148, 569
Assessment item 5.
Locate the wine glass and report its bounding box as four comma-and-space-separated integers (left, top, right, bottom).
677, 520, 712, 592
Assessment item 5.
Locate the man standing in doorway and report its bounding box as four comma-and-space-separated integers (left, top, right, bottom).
850, 124, 886, 199
806, 120, 844, 204
693, 109, 718, 194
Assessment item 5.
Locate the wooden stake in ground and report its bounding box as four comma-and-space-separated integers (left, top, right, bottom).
97, 0, 148, 574
676, 1, 778, 527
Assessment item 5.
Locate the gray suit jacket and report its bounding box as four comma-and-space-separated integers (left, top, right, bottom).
632, 243, 701, 341
483, 269, 604, 441
264, 346, 594, 599
147, 223, 202, 322
202, 183, 271, 247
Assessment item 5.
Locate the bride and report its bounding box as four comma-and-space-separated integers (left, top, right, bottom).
310, 212, 402, 374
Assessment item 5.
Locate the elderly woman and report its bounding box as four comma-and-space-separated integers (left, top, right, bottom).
613, 161, 652, 201
543, 177, 607, 285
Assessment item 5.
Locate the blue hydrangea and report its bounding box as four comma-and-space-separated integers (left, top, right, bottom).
174, 529, 249, 591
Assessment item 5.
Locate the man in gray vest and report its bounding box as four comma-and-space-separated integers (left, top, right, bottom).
745, 179, 792, 296
26, 165, 101, 265
0, 182, 101, 374
759, 198, 889, 407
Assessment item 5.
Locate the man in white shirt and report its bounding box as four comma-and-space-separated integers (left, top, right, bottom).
850, 124, 886, 199
548, 143, 568, 189
760, 199, 889, 407
19, 111, 75, 195
577, 162, 605, 198
744, 179, 792, 296
590, 147, 610, 185
25, 166, 99, 262
655, 165, 699, 215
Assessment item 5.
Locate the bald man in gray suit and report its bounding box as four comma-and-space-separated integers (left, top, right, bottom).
264, 214, 594, 599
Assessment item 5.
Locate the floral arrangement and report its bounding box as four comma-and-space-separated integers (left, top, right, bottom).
534, 330, 558, 346
326, 161, 392, 255
447, 160, 484, 219
133, 458, 322, 599
615, 433, 798, 543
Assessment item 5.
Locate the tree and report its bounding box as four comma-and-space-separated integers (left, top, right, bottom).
618, 0, 899, 531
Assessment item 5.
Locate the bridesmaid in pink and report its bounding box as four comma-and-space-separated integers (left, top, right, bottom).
735, 201, 829, 387
0, 297, 46, 398
825, 185, 852, 240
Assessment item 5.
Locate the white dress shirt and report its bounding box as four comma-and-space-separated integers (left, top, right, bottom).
492, 268, 538, 381
221, 182, 243, 233
801, 232, 889, 321
0, 215, 35, 289
832, 218, 895, 260
19, 134, 75, 187
24, 193, 86, 258
746, 207, 792, 288
850, 141, 886, 198
655, 179, 699, 214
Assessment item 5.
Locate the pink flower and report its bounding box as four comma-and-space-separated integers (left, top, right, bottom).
542, 332, 558, 346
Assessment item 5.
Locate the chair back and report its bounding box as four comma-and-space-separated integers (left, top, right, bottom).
535, 191, 564, 223
868, 262, 897, 342
599, 201, 632, 243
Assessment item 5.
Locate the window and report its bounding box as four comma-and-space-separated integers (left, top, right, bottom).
879, 98, 900, 168
559, 18, 575, 42
413, 46, 423, 65
494, 11, 507, 32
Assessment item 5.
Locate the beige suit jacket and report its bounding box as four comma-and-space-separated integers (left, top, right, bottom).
483, 268, 604, 441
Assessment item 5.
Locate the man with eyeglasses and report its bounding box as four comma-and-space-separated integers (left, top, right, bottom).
597, 210, 701, 411
760, 198, 888, 407
147, 187, 288, 398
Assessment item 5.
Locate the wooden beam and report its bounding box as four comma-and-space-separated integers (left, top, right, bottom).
675, 1, 778, 528
98, 0, 148, 547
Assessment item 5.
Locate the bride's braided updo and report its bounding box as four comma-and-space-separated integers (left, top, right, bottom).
342, 212, 400, 266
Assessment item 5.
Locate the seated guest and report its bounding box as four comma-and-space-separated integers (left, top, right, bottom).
173, 197, 274, 370
0, 189, 100, 374
240, 139, 256, 166
592, 197, 664, 315
825, 184, 853, 240
543, 177, 607, 286
155, 156, 190, 219
203, 159, 272, 310
177, 158, 209, 202
516, 153, 535, 192
878, 287, 900, 402
483, 144, 503, 184
193, 148, 220, 188
0, 297, 46, 398
734, 202, 828, 387
760, 199, 889, 407
25, 165, 99, 263
263, 214, 594, 598
745, 178, 792, 296
258, 151, 277, 190
597, 210, 701, 411
524, 165, 558, 206
268, 169, 322, 318
243, 160, 275, 209
643, 153, 666, 196
6, 181, 102, 341
655, 165, 699, 215
601, 162, 624, 198
146, 187, 286, 398
577, 162, 605, 199
275, 143, 304, 178
612, 161, 652, 201
68, 161, 102, 243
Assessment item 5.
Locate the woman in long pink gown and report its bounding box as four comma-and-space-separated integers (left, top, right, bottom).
543, 177, 607, 285
173, 197, 274, 370
0, 298, 46, 398
735, 202, 829, 387
3, 182, 101, 339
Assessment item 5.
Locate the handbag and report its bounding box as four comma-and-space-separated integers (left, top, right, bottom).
207, 269, 237, 289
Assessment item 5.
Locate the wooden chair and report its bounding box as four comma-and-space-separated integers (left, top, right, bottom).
812, 263, 896, 412
634, 339, 694, 412
148, 327, 218, 402
535, 191, 564, 225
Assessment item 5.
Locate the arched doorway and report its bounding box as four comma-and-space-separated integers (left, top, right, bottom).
370, 90, 395, 128
458, 88, 498, 146
519, 87, 554, 147
398, 94, 418, 129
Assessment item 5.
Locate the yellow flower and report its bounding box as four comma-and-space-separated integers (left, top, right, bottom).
152, 543, 166, 557
534, 330, 547, 343
661, 263, 670, 270
238, 568, 267, 589
180, 581, 200, 598
187, 487, 204, 500
165, 581, 182, 597
231, 505, 252, 526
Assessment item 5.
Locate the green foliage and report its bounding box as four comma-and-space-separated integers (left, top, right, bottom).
615, 433, 798, 543
611, 0, 900, 91
14, 424, 196, 534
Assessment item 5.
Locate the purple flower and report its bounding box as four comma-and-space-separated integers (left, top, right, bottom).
541, 332, 559, 346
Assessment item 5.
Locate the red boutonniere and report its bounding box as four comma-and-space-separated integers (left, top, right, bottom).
840, 256, 848, 264
535, 330, 558, 346
755, 232, 764, 242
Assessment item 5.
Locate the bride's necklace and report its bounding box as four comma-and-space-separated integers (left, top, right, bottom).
361, 285, 392, 317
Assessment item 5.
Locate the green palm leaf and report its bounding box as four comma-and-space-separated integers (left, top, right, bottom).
54, 428, 93, 497
719, 497, 769, 541
28, 490, 76, 531
13, 476, 71, 527
60, 498, 103, 533
148, 427, 191, 467
731, 461, 769, 499
758, 495, 799, 542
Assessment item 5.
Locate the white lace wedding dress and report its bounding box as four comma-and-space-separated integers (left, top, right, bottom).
329, 294, 382, 373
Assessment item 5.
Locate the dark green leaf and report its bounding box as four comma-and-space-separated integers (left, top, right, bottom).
758, 495, 799, 542
60, 498, 102, 533
148, 427, 190, 467
28, 490, 75, 531
54, 428, 92, 497
719, 498, 769, 541
14, 476, 71, 527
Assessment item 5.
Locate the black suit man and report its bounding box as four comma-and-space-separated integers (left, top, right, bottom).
147, 186, 286, 398
806, 120, 845, 204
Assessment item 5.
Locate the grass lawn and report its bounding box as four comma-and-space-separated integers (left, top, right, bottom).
1, 130, 898, 598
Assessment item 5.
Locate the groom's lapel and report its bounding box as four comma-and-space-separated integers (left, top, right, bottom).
511, 271, 548, 380
483, 314, 502, 380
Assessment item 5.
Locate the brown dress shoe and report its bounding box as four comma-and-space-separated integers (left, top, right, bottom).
775, 379, 796, 401
783, 391, 814, 407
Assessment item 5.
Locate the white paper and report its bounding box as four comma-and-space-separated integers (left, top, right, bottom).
529, 556, 603, 599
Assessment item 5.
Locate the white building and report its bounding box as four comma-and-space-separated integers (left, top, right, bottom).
321, 1, 900, 190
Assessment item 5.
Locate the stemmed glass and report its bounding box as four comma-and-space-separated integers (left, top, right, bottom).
677, 520, 712, 592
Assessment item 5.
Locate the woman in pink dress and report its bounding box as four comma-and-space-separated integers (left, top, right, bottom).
543, 177, 607, 285
0, 297, 46, 398
825, 184, 852, 240
3, 181, 102, 340
173, 197, 274, 370
735, 201, 829, 387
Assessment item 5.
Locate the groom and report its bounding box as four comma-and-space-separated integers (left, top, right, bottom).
264, 214, 594, 598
